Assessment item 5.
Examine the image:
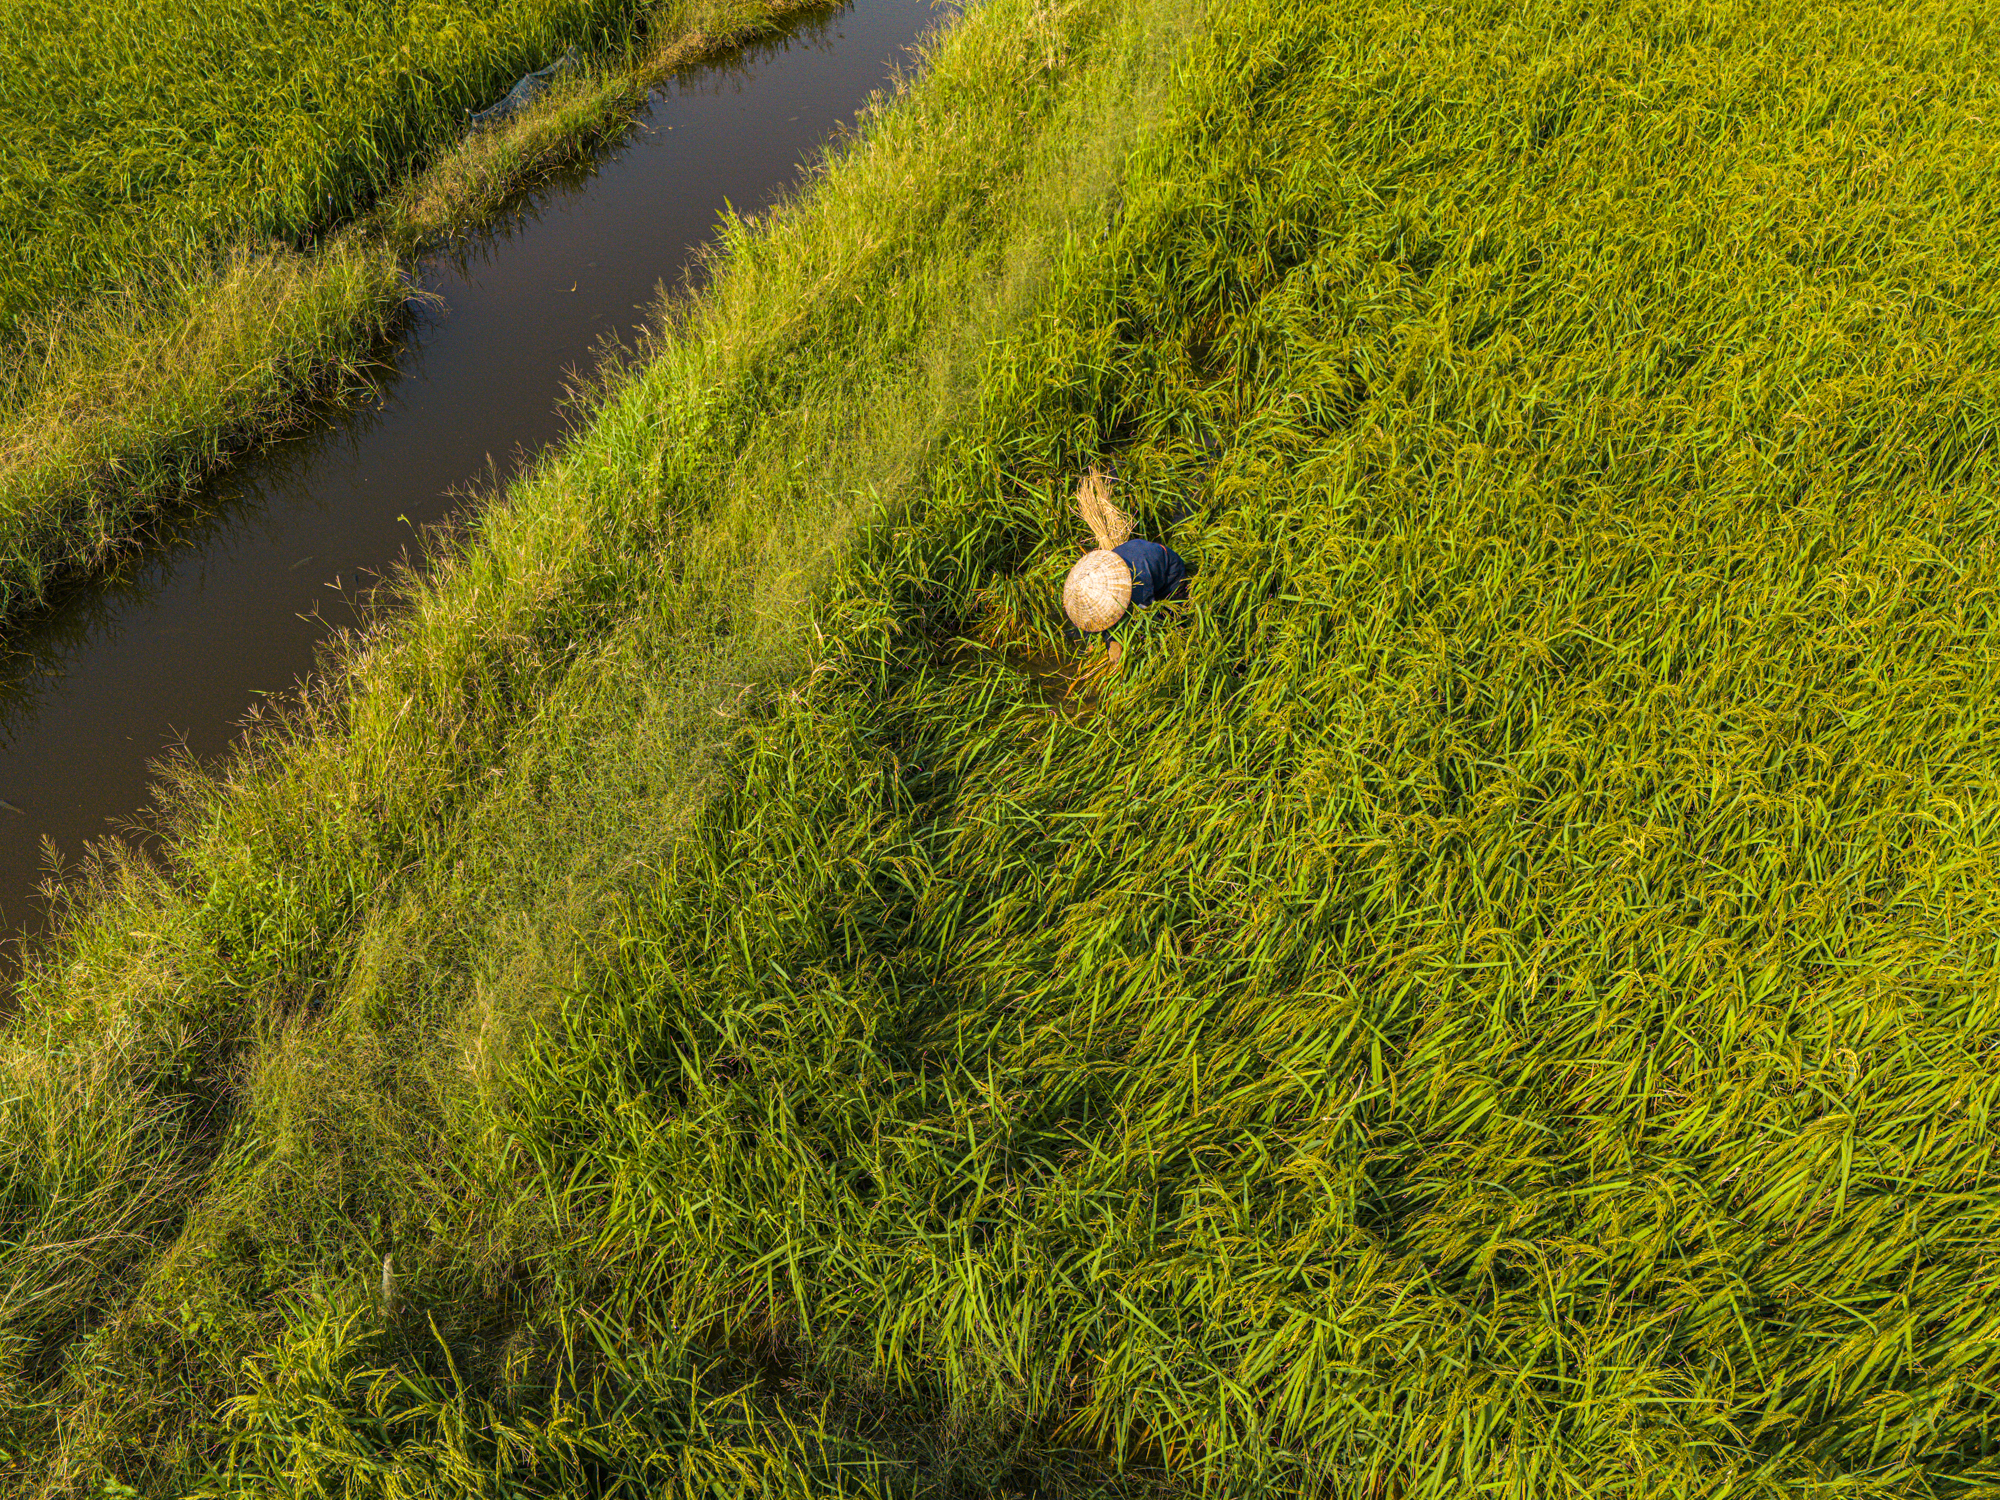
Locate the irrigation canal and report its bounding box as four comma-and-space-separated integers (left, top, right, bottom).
0, 0, 934, 936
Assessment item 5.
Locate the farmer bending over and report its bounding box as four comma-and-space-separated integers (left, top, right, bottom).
1062, 469, 1188, 666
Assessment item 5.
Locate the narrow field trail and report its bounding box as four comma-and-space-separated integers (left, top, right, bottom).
0, 0, 931, 932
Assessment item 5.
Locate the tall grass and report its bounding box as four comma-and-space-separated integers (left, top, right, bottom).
3, 0, 2000, 1491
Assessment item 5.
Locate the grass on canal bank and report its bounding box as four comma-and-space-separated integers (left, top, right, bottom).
0, 0, 853, 623
6, 0, 2000, 1491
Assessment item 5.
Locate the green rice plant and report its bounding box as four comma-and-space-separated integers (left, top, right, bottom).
0, 0, 632, 341
0, 0, 1997, 1490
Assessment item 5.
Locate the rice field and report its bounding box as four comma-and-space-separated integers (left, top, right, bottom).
2, 0, 1999, 1491
0, 0, 635, 339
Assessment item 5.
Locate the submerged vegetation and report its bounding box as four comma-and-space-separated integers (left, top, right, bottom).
3, 0, 2000, 1490
0, 0, 839, 620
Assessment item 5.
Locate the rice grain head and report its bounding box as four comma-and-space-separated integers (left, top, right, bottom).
1075, 466, 1132, 549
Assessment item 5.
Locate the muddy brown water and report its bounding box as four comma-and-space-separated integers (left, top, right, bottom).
0, 0, 935, 937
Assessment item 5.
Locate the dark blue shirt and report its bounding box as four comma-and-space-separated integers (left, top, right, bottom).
1113, 537, 1187, 608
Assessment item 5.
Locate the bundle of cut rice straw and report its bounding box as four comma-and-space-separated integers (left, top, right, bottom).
1076, 467, 1133, 550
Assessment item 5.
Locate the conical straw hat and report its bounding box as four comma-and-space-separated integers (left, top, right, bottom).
1075, 467, 1133, 550
1064, 548, 1133, 633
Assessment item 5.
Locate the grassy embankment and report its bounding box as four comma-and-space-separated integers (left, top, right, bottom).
0, 0, 849, 620
6, 0, 2000, 1490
